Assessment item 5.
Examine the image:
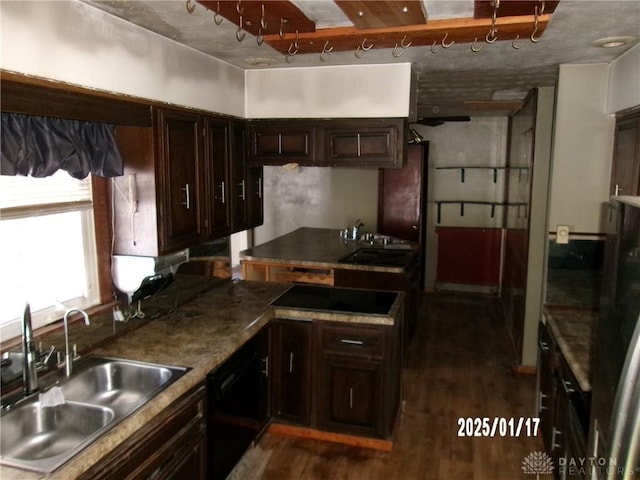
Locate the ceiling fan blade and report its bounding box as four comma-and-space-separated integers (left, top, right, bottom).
414, 116, 471, 127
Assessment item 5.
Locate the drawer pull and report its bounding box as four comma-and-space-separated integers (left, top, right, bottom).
538, 340, 550, 352
288, 352, 294, 373
340, 339, 364, 346
349, 387, 354, 409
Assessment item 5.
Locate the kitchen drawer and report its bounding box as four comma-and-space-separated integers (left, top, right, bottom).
320, 323, 386, 359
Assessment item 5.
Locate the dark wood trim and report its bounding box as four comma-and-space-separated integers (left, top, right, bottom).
92, 176, 114, 305
268, 423, 394, 452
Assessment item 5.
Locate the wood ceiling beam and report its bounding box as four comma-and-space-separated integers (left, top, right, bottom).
335, 1, 427, 29
264, 14, 551, 55
474, 1, 560, 19
197, 0, 315, 36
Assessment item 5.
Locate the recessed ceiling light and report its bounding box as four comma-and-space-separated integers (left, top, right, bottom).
244, 57, 279, 67
591, 36, 635, 48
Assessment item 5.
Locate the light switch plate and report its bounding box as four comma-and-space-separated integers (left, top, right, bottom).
556, 225, 570, 244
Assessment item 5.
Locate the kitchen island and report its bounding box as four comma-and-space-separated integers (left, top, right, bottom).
0, 276, 404, 480
241, 227, 420, 343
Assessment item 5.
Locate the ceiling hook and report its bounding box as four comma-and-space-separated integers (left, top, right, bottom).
236, 0, 244, 15
531, 6, 542, 43
213, 2, 223, 25
236, 16, 246, 42
257, 28, 264, 46
279, 18, 287, 39
486, 29, 498, 43
287, 42, 299, 56
400, 36, 412, 49
320, 41, 333, 62
442, 32, 455, 48
355, 38, 373, 58
471, 38, 484, 52
260, 4, 268, 30
392, 43, 405, 57
186, 0, 196, 14
430, 41, 439, 54
512, 34, 521, 49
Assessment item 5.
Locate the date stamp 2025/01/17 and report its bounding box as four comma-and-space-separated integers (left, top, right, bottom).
457, 417, 540, 438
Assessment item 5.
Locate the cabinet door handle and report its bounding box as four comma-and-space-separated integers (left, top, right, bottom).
257, 178, 262, 199
538, 340, 550, 352
182, 183, 191, 209
220, 181, 226, 204
340, 339, 364, 346
349, 387, 354, 409
288, 352, 294, 373
562, 379, 575, 394
551, 427, 563, 451
261, 355, 269, 377
615, 184, 623, 196
238, 180, 246, 200
539, 391, 548, 411
356, 134, 361, 157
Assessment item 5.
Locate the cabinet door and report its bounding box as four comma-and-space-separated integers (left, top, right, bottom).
247, 166, 264, 228
156, 109, 202, 253
230, 122, 249, 232
318, 355, 383, 437
203, 118, 231, 239
271, 320, 312, 425
326, 119, 404, 168
610, 113, 640, 196
249, 123, 318, 166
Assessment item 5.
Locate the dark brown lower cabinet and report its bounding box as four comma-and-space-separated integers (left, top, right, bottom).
270, 318, 401, 441
79, 384, 207, 480
271, 319, 313, 425
318, 354, 384, 438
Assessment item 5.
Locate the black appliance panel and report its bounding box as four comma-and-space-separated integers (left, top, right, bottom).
270, 284, 397, 315
207, 329, 269, 480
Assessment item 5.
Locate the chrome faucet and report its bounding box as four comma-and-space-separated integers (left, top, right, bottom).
62, 308, 90, 377
21, 302, 38, 395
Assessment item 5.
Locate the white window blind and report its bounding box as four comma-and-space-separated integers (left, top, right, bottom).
0, 171, 99, 340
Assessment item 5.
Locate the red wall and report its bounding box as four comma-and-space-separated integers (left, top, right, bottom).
435, 227, 502, 287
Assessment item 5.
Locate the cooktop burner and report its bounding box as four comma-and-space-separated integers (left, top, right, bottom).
270, 285, 397, 315
338, 247, 416, 268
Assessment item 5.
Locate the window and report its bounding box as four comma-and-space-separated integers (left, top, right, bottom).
0, 171, 100, 340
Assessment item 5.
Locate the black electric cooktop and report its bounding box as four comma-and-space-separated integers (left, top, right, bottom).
338, 247, 416, 268
270, 285, 397, 316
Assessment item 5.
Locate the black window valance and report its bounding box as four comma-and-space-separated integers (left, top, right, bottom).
1, 113, 123, 179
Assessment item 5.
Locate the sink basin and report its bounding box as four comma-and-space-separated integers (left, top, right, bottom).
0, 356, 189, 473
61, 358, 180, 415
0, 401, 114, 471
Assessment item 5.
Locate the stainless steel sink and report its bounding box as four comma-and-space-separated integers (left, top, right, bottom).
0, 356, 188, 473
61, 358, 179, 416
1, 401, 114, 472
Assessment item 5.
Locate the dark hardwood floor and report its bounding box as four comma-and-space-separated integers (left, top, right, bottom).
236, 293, 544, 480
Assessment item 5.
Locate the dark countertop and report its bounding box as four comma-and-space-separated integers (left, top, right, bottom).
543, 307, 598, 392
239, 227, 415, 273
1, 277, 402, 480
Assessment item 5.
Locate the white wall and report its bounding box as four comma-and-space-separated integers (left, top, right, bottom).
0, 1, 245, 116
245, 64, 412, 119
608, 43, 640, 114
254, 166, 378, 245
548, 64, 616, 234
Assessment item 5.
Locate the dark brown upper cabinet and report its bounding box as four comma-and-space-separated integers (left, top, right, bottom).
203, 117, 232, 240
247, 118, 406, 169
248, 122, 320, 166
325, 119, 404, 168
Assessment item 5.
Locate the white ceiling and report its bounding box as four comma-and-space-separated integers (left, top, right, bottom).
83, 0, 640, 118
